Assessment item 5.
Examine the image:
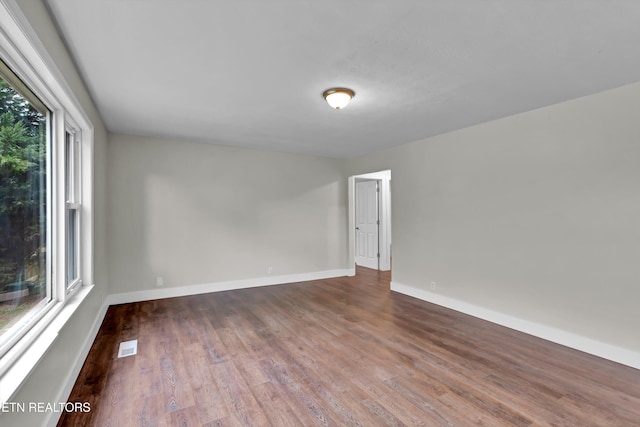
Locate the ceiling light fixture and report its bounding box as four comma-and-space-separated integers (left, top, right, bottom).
323, 88, 355, 110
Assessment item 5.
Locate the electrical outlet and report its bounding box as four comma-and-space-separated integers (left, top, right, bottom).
156, 276, 164, 287
268, 267, 273, 274
430, 281, 437, 290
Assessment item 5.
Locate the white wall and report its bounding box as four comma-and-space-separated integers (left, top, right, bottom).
348, 81, 640, 357
2, 1, 109, 426
108, 134, 348, 295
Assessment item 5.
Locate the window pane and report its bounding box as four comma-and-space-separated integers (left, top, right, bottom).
0, 75, 49, 348
66, 208, 77, 285
65, 131, 71, 202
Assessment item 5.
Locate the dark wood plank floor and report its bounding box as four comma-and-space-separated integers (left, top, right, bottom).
59, 267, 640, 426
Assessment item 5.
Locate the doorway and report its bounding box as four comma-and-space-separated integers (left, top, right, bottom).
348, 170, 391, 275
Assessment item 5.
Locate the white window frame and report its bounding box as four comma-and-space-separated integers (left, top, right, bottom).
65, 128, 82, 294
0, 0, 94, 404
0, 59, 55, 358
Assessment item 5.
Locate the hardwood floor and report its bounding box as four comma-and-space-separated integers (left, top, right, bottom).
59, 267, 640, 426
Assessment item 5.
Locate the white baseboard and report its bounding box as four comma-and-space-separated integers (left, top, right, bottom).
391, 281, 640, 371
45, 298, 109, 427
106, 269, 350, 306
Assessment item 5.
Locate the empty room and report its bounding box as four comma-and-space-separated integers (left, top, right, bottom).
1, 1, 639, 426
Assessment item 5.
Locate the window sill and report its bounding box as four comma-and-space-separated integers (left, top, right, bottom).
0, 284, 94, 404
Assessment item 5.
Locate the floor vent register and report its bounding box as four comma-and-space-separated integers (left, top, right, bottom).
117, 339, 138, 358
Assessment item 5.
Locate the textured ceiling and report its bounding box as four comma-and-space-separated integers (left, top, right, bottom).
46, 1, 640, 158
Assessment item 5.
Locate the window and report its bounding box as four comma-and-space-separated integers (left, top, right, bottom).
0, 62, 52, 355
65, 130, 80, 291
0, 58, 90, 358
0, 0, 94, 403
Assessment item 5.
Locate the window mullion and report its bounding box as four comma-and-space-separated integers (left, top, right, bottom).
54, 110, 66, 302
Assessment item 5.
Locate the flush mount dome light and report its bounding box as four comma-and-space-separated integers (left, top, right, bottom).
323, 87, 355, 109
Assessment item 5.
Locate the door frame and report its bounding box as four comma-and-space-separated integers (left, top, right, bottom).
348, 170, 391, 275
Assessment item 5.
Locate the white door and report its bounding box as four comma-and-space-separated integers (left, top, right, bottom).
355, 180, 379, 269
